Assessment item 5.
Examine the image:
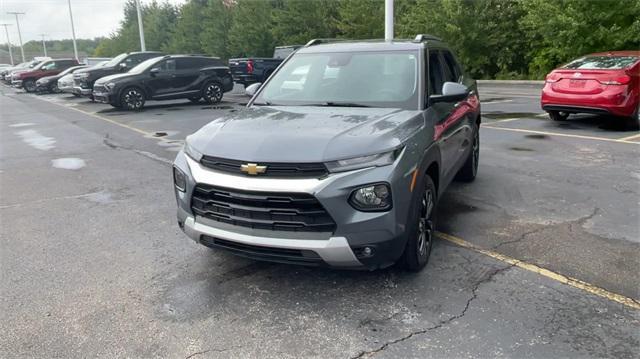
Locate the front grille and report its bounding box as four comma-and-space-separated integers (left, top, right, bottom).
200, 236, 324, 266
191, 184, 336, 233
200, 155, 328, 178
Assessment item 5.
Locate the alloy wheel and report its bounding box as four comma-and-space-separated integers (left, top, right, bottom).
124, 89, 144, 110
205, 83, 222, 103
417, 188, 434, 257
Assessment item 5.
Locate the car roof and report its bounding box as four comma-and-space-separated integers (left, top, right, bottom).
297, 39, 444, 54
587, 50, 640, 57
162, 54, 221, 59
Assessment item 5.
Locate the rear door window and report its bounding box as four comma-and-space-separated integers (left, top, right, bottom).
563, 56, 640, 69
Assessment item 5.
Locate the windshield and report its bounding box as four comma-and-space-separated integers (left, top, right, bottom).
255, 50, 419, 109
29, 61, 42, 68
128, 57, 162, 74
103, 53, 128, 67
563, 56, 639, 70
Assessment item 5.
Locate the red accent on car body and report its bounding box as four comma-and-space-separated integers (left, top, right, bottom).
434, 93, 480, 141
541, 51, 640, 118
246, 59, 254, 74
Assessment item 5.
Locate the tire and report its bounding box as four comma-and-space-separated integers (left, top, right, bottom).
110, 103, 122, 109
188, 97, 201, 104
23, 79, 36, 93
73, 93, 81, 98
203, 82, 223, 104
456, 123, 480, 182
400, 174, 437, 272
50, 82, 61, 94
119, 86, 145, 111
548, 110, 569, 121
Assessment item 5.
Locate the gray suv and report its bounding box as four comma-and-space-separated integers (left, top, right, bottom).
173, 35, 481, 271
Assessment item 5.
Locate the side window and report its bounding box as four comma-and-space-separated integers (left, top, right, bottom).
176, 58, 203, 70
41, 62, 56, 70
159, 59, 176, 71
442, 51, 461, 82
427, 50, 445, 95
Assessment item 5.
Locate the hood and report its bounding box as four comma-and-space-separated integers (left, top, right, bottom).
95, 73, 134, 85
187, 106, 423, 163
37, 75, 57, 83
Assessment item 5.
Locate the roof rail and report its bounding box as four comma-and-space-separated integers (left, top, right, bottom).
304, 38, 353, 47
413, 34, 442, 42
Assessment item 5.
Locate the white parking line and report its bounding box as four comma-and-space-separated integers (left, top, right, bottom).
481, 125, 640, 145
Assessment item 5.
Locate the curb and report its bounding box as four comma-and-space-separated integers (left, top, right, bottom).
478, 80, 544, 85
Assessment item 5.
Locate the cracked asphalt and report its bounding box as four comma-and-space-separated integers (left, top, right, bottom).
1, 83, 639, 358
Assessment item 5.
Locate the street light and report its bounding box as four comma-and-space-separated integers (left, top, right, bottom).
0, 23, 14, 65
135, 0, 146, 51
40, 34, 47, 57
7, 12, 25, 62
385, 0, 394, 41
67, 0, 79, 61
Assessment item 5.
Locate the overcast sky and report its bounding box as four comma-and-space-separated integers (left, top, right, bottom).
0, 0, 186, 44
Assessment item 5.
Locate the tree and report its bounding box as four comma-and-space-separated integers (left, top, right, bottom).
337, 0, 385, 39
521, 0, 640, 78
227, 0, 277, 57
272, 0, 339, 45
163, 0, 209, 54
200, 0, 233, 59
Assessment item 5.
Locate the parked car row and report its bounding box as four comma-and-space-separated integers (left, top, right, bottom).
5, 51, 235, 111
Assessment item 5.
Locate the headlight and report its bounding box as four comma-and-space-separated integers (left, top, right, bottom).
349, 183, 392, 211
104, 82, 116, 92
325, 147, 403, 173
184, 141, 203, 161
77, 72, 89, 79
173, 166, 187, 192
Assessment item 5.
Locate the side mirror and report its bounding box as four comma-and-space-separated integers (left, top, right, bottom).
245, 82, 262, 97
119, 62, 128, 71
429, 82, 468, 104
150, 67, 160, 76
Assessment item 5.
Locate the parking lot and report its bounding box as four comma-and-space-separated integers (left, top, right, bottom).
1, 82, 639, 358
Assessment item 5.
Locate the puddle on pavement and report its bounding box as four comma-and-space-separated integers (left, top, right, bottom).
153, 132, 168, 137
201, 105, 233, 110
525, 134, 549, 140
483, 112, 538, 119
155, 113, 165, 116
166, 108, 183, 111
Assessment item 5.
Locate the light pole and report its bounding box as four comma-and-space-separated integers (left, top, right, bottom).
0, 23, 14, 65
67, 0, 79, 61
7, 12, 25, 62
40, 34, 47, 57
134, 0, 146, 51
385, 0, 394, 41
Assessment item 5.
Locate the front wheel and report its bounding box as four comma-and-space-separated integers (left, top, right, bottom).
548, 110, 569, 121
119, 87, 145, 111
23, 79, 36, 93
456, 123, 479, 182
400, 175, 437, 272
203, 82, 223, 104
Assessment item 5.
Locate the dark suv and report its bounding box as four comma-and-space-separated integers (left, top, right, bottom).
173, 35, 481, 271
92, 55, 234, 110
72, 51, 163, 97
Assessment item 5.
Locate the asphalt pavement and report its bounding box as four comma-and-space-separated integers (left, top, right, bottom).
1, 83, 639, 358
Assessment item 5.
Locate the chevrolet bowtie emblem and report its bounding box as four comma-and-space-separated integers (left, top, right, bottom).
240, 163, 267, 175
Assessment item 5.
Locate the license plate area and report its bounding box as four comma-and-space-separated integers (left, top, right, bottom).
569, 79, 586, 88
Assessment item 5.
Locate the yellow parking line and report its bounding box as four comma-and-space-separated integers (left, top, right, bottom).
617, 133, 640, 142
436, 232, 640, 310
482, 125, 640, 145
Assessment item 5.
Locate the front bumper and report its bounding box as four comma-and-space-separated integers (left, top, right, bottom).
174, 150, 416, 269
11, 79, 22, 88
92, 91, 115, 104
72, 86, 93, 96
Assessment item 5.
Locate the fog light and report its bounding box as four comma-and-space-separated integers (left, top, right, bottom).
354, 246, 376, 258
349, 183, 392, 211
173, 166, 186, 192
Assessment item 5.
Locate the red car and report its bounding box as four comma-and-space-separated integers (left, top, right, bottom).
541, 51, 639, 125
12, 58, 79, 93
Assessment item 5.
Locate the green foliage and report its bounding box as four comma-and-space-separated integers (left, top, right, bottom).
90, 0, 640, 78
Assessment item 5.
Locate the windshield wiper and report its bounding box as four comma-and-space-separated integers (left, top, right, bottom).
322, 102, 371, 108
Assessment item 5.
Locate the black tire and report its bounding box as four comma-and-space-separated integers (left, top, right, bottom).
400, 174, 437, 272
23, 79, 36, 93
110, 102, 122, 109
188, 97, 201, 104
119, 86, 146, 111
50, 82, 61, 94
73, 93, 81, 98
203, 82, 223, 104
548, 110, 569, 121
628, 105, 640, 130
456, 123, 479, 182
